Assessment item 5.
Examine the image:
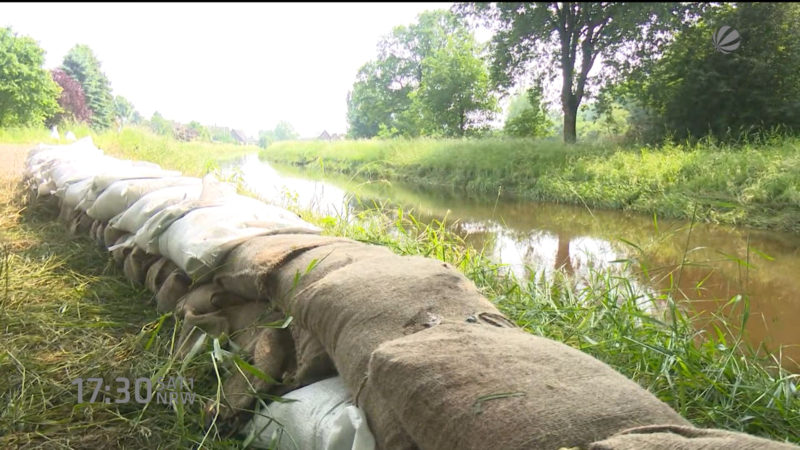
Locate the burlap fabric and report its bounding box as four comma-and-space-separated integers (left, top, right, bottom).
588, 425, 800, 449
365, 322, 691, 450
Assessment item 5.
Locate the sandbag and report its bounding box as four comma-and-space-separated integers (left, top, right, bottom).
107, 183, 204, 234
86, 176, 202, 221
155, 268, 192, 314
365, 322, 691, 450
588, 424, 800, 449
111, 234, 133, 266
214, 234, 356, 301
176, 298, 272, 359
122, 246, 160, 286
131, 177, 239, 254
145, 257, 179, 294
245, 377, 376, 450
69, 211, 93, 235
174, 283, 252, 319
75, 163, 181, 212
156, 197, 321, 280
103, 225, 127, 250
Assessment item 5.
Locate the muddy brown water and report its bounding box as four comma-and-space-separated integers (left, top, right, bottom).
228, 154, 800, 369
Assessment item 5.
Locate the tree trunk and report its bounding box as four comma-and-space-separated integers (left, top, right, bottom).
563, 102, 578, 144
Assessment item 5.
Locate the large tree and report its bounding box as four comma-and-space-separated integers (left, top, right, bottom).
62, 44, 114, 130
0, 27, 61, 127
617, 3, 800, 141
347, 10, 496, 138
457, 2, 698, 143
49, 69, 91, 125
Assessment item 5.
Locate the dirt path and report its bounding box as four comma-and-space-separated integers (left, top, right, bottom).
0, 143, 33, 183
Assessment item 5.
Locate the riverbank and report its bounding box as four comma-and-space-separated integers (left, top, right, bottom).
2, 133, 798, 446
260, 137, 800, 232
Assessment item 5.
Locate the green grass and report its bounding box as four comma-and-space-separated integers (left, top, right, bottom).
2, 130, 798, 447
260, 137, 800, 232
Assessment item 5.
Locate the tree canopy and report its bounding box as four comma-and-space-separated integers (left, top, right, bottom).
49, 69, 91, 126
0, 27, 61, 128
347, 10, 497, 138
62, 44, 114, 130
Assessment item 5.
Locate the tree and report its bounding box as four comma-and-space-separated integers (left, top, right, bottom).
187, 121, 210, 141
62, 44, 114, 130
0, 27, 61, 127
504, 84, 552, 138
457, 2, 698, 143
414, 34, 498, 136
113, 95, 135, 130
149, 111, 172, 136
49, 68, 91, 125
617, 3, 800, 141
259, 121, 298, 148
347, 10, 497, 138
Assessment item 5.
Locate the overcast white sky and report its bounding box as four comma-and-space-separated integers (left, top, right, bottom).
1, 2, 458, 139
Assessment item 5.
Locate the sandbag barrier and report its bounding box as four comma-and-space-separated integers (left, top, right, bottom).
21, 139, 798, 450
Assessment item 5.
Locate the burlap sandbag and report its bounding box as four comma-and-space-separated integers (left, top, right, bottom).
94, 221, 106, 248
103, 225, 126, 251
213, 234, 357, 301
69, 211, 93, 235
90, 219, 100, 241
111, 233, 133, 267
144, 257, 178, 294
174, 283, 252, 320
155, 268, 192, 314
365, 322, 691, 450
588, 424, 799, 449
176, 298, 273, 360
122, 246, 160, 286
271, 247, 511, 449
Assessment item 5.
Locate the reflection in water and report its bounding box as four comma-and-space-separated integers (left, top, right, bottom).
227, 154, 800, 369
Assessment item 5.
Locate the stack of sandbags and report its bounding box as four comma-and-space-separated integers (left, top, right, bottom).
22, 142, 799, 450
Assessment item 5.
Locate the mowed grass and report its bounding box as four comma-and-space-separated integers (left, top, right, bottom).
261, 136, 800, 232
0, 143, 251, 448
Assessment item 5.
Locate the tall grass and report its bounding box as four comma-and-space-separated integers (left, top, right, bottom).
261, 137, 800, 232
290, 199, 800, 444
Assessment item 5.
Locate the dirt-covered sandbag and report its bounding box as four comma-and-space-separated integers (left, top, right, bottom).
588, 425, 800, 449
155, 268, 192, 314
174, 283, 252, 319
156, 196, 321, 280
103, 225, 127, 250
111, 234, 133, 266
145, 257, 179, 294
68, 210, 94, 235
122, 246, 161, 285
176, 296, 273, 360
213, 234, 356, 301
86, 176, 202, 221
365, 322, 691, 450
107, 183, 204, 234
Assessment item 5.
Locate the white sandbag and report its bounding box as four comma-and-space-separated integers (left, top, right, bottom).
107, 184, 204, 234
245, 377, 376, 450
76, 164, 181, 212
86, 176, 202, 221
157, 195, 320, 279
62, 178, 94, 209
130, 176, 239, 254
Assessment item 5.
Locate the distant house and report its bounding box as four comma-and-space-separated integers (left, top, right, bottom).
231, 129, 249, 145
318, 130, 345, 141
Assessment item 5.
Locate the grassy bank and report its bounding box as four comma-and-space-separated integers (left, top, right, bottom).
260, 137, 800, 232
2, 132, 799, 446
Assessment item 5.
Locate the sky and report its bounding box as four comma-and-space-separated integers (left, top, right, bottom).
1, 2, 458, 139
